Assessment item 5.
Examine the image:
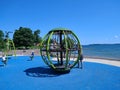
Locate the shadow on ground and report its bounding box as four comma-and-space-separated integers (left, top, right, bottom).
0, 65, 4, 67
24, 67, 63, 77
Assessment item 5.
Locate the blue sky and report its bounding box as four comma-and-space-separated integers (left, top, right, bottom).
0, 0, 120, 45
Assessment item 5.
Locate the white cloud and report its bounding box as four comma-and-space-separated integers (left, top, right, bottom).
114, 35, 119, 39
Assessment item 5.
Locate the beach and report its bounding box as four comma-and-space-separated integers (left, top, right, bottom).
84, 58, 120, 67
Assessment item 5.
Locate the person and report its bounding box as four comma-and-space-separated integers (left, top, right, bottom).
2, 54, 7, 66
30, 51, 34, 60
78, 54, 83, 69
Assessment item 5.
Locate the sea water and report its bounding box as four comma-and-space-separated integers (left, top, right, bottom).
82, 44, 120, 60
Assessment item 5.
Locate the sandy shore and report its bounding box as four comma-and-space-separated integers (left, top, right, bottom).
47, 57, 120, 67
84, 58, 120, 67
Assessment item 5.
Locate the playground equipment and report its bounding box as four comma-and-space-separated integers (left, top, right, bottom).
3, 31, 16, 57
40, 28, 83, 73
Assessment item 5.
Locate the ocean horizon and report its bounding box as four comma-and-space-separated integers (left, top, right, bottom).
82, 44, 120, 61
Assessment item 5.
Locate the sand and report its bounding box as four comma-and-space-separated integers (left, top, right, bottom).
84, 58, 120, 67
47, 57, 120, 67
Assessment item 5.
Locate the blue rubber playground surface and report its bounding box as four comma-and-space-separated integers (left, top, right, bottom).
0, 56, 120, 90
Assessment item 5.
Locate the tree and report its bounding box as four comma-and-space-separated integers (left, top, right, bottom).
0, 30, 5, 50
0, 30, 4, 41
13, 27, 34, 48
33, 29, 42, 45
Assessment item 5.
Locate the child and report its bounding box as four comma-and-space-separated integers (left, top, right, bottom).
30, 51, 34, 60
78, 54, 83, 69
2, 54, 7, 66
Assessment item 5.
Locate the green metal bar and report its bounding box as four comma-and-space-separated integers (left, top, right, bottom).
47, 31, 56, 69
11, 40, 16, 57
63, 31, 68, 68
40, 33, 50, 65
70, 31, 82, 68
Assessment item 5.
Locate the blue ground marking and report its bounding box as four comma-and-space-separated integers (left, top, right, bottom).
0, 56, 120, 90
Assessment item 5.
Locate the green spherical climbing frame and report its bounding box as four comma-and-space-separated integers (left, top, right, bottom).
40, 28, 82, 73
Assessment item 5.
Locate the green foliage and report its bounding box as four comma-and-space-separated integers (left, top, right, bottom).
0, 30, 4, 41
13, 27, 42, 49
33, 29, 42, 45
1, 27, 42, 50
0, 30, 5, 50
13, 27, 34, 48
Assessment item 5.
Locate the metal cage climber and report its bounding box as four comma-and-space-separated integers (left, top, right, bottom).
40, 28, 83, 73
